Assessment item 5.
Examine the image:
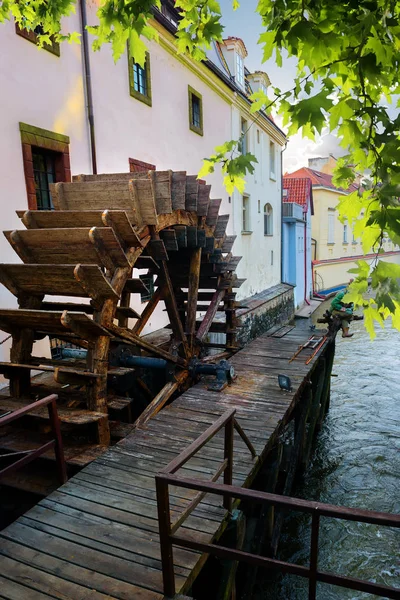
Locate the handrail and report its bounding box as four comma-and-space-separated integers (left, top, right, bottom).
0, 393, 68, 484
155, 409, 400, 599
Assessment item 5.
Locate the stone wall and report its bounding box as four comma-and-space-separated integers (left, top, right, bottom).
236, 283, 295, 345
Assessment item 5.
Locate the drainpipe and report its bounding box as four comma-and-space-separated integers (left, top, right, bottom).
304, 215, 310, 305
280, 141, 287, 283
80, 0, 97, 174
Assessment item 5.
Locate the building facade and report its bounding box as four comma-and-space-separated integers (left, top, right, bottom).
0, 1, 286, 363
286, 161, 400, 294
282, 178, 313, 308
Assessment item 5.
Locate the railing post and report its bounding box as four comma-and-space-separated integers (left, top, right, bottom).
155, 475, 176, 598
224, 414, 234, 511
309, 509, 320, 600
47, 396, 68, 484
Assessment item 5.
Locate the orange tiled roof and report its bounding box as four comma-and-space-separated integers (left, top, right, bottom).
283, 177, 314, 214
285, 167, 358, 194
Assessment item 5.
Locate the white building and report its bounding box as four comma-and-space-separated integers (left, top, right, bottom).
0, 0, 287, 363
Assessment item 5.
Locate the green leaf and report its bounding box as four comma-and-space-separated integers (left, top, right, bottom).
363, 305, 383, 340
258, 31, 276, 62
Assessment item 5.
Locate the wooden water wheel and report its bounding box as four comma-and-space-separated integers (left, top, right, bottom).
0, 170, 244, 461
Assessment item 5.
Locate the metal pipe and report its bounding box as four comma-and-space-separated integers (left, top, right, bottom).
281, 141, 288, 283
121, 356, 168, 369
79, 0, 97, 174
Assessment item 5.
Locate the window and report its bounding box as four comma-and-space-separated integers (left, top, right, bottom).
20, 122, 71, 210
343, 221, 348, 243
15, 21, 60, 56
258, 199, 261, 213
188, 86, 203, 136
239, 118, 247, 155
264, 203, 273, 235
242, 195, 250, 232
32, 148, 56, 209
236, 52, 244, 87
129, 52, 152, 106
257, 129, 260, 144
271, 250, 274, 265
298, 235, 304, 253
269, 141, 276, 179
140, 274, 154, 303
328, 211, 335, 243
352, 222, 357, 244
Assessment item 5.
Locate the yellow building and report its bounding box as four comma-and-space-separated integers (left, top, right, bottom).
286, 160, 400, 294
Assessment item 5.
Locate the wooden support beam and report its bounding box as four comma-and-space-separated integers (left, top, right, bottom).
133, 373, 188, 429
196, 288, 226, 342
131, 285, 164, 336
186, 248, 202, 345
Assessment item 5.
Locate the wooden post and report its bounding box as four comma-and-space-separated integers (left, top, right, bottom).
187, 247, 202, 348
224, 415, 234, 512
155, 475, 176, 597
9, 294, 43, 397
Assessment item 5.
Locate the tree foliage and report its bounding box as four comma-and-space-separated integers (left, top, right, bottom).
1, 0, 400, 333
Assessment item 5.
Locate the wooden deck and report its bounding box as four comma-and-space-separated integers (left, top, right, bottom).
0, 327, 328, 599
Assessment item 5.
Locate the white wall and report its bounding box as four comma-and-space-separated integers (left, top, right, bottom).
229, 107, 282, 298
0, 16, 90, 362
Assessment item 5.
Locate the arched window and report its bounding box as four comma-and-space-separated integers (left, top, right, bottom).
264, 203, 273, 235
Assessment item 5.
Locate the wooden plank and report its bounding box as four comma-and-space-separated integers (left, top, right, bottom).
4, 227, 129, 269
185, 175, 198, 212
197, 184, 211, 216
124, 278, 150, 294
186, 226, 198, 248
221, 235, 237, 253
0, 309, 111, 339
174, 226, 188, 248
130, 177, 158, 226
171, 172, 187, 211
196, 289, 226, 341
160, 229, 179, 252
51, 181, 143, 226
196, 229, 206, 248
0, 264, 118, 301
0, 573, 53, 599
0, 537, 163, 600
149, 239, 168, 261
214, 215, 229, 239
206, 198, 222, 227
0, 555, 119, 600
150, 171, 172, 214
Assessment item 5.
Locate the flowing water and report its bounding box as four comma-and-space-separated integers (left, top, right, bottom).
256, 316, 400, 599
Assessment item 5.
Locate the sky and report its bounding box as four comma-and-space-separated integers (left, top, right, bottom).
218, 0, 345, 173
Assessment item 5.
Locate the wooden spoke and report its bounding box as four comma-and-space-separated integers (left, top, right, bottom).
131, 284, 164, 336
196, 288, 226, 342
187, 247, 202, 346
133, 371, 189, 429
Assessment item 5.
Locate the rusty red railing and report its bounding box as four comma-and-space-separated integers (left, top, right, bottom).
0, 393, 68, 484
155, 408, 400, 599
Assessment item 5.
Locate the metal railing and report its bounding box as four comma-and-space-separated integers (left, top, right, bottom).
0, 393, 68, 484
155, 409, 400, 599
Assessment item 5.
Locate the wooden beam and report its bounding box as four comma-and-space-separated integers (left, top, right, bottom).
196, 288, 226, 342
186, 248, 202, 344
131, 285, 164, 336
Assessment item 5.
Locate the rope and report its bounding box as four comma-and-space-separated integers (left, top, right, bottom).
0, 334, 11, 345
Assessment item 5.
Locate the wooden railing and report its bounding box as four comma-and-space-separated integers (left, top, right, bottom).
0, 393, 67, 484
155, 409, 400, 599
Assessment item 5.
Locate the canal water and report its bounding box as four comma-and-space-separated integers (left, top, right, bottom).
256, 315, 400, 599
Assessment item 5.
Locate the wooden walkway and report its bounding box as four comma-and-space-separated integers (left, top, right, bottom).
0, 327, 327, 600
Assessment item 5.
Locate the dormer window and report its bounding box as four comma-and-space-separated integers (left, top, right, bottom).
220, 37, 248, 90
236, 52, 244, 87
